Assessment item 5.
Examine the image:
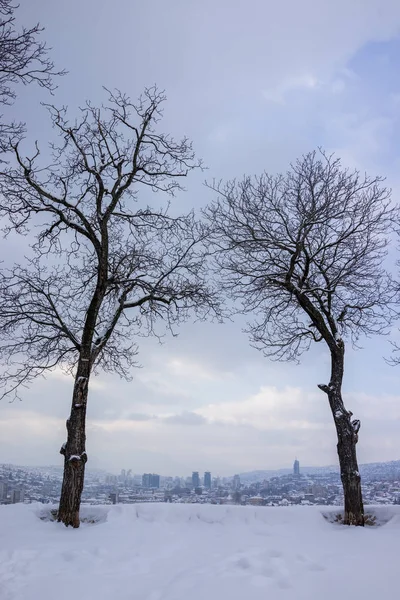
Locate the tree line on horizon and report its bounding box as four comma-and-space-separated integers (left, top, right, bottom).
0, 0, 399, 527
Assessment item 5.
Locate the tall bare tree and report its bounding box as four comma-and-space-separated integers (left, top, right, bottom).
206, 151, 397, 525
0, 0, 63, 147
0, 87, 219, 527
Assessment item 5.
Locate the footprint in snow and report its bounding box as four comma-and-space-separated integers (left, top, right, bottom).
295, 553, 326, 572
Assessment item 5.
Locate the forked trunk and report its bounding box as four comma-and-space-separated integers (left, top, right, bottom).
318, 341, 364, 526
58, 357, 90, 527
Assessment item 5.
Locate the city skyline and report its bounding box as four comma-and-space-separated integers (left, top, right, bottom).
7, 455, 400, 480
2, 459, 400, 508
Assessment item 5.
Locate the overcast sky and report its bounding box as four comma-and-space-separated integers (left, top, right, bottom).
1, 0, 400, 476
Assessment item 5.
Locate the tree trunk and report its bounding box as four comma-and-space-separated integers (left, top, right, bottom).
336, 416, 364, 525
58, 357, 90, 527
319, 341, 364, 526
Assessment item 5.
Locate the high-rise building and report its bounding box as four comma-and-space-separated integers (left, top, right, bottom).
133, 475, 142, 486
232, 474, 241, 490
150, 474, 160, 489
192, 471, 200, 488
142, 473, 151, 487
294, 459, 300, 476
204, 472, 211, 489
142, 473, 160, 488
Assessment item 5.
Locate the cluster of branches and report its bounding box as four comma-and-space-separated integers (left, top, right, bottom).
205, 151, 398, 361
0, 0, 64, 148
0, 88, 220, 399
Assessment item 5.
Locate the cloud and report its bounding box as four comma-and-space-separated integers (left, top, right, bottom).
45, 366, 106, 392
162, 411, 207, 426
262, 74, 320, 103
2, 384, 400, 474
198, 386, 329, 432
325, 113, 395, 169
126, 412, 154, 422
166, 357, 232, 382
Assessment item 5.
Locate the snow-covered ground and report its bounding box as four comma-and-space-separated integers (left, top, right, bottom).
1, 503, 400, 600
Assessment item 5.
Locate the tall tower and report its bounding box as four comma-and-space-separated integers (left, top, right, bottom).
232, 474, 241, 490
150, 474, 160, 488
204, 471, 211, 489
293, 459, 300, 477
142, 473, 151, 487
192, 471, 200, 488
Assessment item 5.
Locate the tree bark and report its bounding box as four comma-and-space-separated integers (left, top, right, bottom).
58, 356, 90, 527
319, 341, 364, 526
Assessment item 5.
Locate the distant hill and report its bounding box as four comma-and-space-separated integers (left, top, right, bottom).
0, 464, 106, 475
239, 460, 400, 483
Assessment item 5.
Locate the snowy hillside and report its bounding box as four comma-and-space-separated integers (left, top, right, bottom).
1, 503, 400, 600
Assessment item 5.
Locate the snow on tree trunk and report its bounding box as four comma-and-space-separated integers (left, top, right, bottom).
318, 340, 364, 526
58, 359, 90, 528
336, 417, 364, 526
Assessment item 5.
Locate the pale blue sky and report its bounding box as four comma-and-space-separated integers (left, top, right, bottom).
1, 0, 400, 475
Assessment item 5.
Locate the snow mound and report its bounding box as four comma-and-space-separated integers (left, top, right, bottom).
1, 503, 400, 600
36, 504, 109, 524
322, 505, 400, 526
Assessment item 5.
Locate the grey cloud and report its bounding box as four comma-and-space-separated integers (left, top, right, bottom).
162, 412, 207, 426
126, 413, 154, 422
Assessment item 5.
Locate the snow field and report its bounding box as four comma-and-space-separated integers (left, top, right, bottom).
1, 503, 400, 600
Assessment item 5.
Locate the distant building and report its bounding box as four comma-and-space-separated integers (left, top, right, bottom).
294, 459, 300, 477
248, 496, 264, 506
204, 472, 211, 489
214, 476, 221, 489
164, 476, 174, 489
232, 474, 241, 490
0, 481, 8, 500
150, 474, 160, 489
11, 489, 24, 504
133, 474, 142, 486
192, 471, 200, 488
142, 473, 160, 488
142, 473, 151, 488
109, 492, 118, 504
105, 474, 118, 484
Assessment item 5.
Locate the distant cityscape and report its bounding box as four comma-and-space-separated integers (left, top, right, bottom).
1, 459, 400, 507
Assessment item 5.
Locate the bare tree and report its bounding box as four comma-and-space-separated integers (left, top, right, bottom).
206, 151, 397, 525
0, 87, 219, 527
0, 0, 63, 147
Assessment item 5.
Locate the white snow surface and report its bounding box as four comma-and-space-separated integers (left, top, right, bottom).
1, 503, 400, 600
